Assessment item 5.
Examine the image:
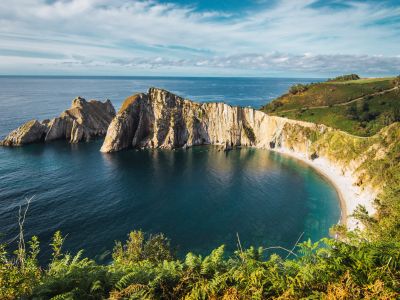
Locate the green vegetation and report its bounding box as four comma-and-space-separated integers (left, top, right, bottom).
288, 83, 309, 95
261, 76, 399, 136
328, 74, 360, 82
279, 91, 400, 136
2, 227, 399, 299
327, 77, 395, 85
119, 94, 140, 113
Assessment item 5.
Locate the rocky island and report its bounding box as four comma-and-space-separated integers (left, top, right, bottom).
0, 97, 115, 146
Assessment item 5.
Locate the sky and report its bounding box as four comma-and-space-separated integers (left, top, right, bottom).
0, 0, 399, 77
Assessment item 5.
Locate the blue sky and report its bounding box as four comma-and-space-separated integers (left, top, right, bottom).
0, 0, 399, 77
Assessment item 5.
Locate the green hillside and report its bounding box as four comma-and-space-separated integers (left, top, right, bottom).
262, 75, 400, 136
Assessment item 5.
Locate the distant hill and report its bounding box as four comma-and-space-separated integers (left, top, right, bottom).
261, 76, 400, 136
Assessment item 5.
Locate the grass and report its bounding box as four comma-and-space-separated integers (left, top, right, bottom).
277, 90, 400, 136
119, 94, 141, 113
262, 77, 400, 136
326, 77, 395, 84
261, 78, 395, 113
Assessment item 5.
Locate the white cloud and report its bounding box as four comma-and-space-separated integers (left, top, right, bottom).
0, 0, 399, 75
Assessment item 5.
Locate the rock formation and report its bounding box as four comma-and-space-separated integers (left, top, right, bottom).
100, 87, 320, 153
1, 97, 115, 146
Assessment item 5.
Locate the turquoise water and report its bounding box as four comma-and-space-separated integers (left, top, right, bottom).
0, 76, 339, 261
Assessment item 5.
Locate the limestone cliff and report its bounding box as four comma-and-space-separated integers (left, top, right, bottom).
1, 97, 115, 146
101, 87, 320, 152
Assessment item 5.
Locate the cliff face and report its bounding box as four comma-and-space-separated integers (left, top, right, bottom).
101, 87, 321, 153
1, 97, 115, 146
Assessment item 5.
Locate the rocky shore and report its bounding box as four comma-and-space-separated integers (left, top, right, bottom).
0, 97, 115, 146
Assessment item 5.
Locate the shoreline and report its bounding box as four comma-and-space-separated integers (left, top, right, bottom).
268, 147, 377, 230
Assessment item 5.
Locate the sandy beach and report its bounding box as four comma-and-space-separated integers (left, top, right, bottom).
270, 147, 377, 230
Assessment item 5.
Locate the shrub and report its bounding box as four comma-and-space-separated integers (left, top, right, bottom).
112, 230, 173, 266
268, 100, 283, 111
289, 84, 308, 94
329, 74, 360, 82
381, 107, 400, 125
359, 111, 378, 122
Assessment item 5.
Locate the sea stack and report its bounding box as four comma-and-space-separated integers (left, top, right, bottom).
0, 97, 116, 146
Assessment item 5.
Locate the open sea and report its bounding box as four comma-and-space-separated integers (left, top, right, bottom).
0, 76, 340, 262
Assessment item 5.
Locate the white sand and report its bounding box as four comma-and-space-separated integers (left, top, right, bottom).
270, 147, 377, 230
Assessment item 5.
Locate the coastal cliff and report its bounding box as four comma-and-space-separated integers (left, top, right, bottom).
101, 87, 319, 152
102, 87, 397, 228
0, 97, 115, 146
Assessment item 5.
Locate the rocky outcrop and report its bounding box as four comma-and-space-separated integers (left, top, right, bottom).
101, 87, 320, 153
1, 97, 115, 146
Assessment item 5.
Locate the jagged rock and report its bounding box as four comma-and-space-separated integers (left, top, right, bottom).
0, 120, 47, 146
100, 93, 145, 152
100, 87, 319, 153
1, 97, 115, 146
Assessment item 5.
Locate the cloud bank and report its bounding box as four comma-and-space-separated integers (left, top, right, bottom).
0, 0, 399, 76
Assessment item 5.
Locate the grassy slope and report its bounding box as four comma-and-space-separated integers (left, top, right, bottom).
280, 90, 400, 136
261, 77, 399, 136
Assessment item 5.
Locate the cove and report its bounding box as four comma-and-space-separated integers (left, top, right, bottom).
0, 140, 340, 261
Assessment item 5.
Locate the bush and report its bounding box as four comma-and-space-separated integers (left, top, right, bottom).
381, 107, 400, 125
268, 100, 283, 111
329, 74, 360, 82
2, 230, 399, 299
359, 111, 378, 122
289, 84, 308, 94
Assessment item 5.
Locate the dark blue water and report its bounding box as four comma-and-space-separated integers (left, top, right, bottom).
0, 76, 339, 262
